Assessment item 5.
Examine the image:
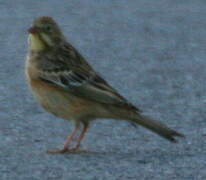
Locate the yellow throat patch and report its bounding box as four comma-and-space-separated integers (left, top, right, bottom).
28, 34, 45, 51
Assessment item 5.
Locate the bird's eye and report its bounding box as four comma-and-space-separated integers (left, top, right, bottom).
44, 25, 52, 32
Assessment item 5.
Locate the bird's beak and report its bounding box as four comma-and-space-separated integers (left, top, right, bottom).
28, 26, 40, 34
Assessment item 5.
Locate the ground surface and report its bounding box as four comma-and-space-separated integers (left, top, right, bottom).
0, 0, 206, 179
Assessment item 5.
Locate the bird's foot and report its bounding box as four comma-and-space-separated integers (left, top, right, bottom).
47, 148, 84, 154
46, 147, 88, 154
47, 148, 75, 154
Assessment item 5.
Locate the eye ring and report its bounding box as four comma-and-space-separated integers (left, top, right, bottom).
44, 24, 52, 32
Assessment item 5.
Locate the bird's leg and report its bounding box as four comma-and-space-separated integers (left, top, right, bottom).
47, 123, 80, 154
72, 124, 89, 151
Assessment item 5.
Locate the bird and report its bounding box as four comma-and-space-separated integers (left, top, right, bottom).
25, 16, 184, 153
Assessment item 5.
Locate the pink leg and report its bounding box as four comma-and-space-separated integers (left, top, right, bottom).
47, 123, 80, 154
73, 124, 89, 151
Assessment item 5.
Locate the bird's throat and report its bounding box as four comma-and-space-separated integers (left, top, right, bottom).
28, 34, 46, 51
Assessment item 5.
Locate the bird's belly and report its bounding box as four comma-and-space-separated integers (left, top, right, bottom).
34, 88, 73, 119
28, 79, 101, 121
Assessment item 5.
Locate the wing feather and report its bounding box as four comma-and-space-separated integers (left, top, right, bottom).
39, 68, 138, 111
37, 44, 140, 111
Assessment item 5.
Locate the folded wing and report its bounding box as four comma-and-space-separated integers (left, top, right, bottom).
39, 67, 139, 111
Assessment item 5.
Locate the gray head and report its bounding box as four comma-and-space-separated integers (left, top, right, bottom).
28, 16, 66, 51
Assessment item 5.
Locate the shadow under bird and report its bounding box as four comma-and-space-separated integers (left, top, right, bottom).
25, 16, 184, 153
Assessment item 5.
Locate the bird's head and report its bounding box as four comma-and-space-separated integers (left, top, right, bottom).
28, 16, 65, 51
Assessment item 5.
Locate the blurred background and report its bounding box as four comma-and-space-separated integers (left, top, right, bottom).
0, 0, 206, 179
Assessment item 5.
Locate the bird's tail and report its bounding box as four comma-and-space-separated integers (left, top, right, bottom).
129, 113, 184, 142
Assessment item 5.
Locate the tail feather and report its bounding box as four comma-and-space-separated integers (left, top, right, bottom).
131, 114, 184, 142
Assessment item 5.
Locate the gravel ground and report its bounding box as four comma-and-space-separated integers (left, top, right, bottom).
1, 0, 206, 179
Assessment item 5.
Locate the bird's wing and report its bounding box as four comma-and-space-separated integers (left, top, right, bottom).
39, 67, 139, 111
36, 43, 140, 111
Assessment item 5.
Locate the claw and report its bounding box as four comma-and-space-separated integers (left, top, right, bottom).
46, 148, 89, 154
47, 148, 70, 154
